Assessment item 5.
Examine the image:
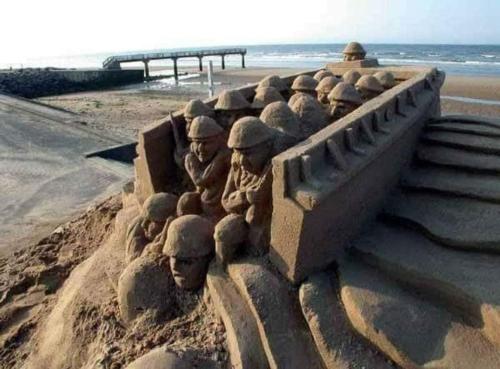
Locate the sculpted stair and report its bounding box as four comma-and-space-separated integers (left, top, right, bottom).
338, 116, 500, 368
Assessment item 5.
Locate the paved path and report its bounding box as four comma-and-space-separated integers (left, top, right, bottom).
0, 94, 132, 254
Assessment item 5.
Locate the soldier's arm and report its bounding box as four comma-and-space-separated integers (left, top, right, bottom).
222, 166, 248, 214
198, 151, 231, 188
185, 152, 205, 187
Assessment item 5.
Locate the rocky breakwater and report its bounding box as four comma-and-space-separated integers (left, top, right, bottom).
0, 68, 144, 98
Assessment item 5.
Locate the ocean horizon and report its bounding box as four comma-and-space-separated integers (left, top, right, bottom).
2, 43, 500, 77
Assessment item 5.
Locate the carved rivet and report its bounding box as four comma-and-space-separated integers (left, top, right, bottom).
372, 112, 390, 134
407, 89, 418, 107
300, 155, 321, 190
360, 120, 376, 144
345, 128, 366, 156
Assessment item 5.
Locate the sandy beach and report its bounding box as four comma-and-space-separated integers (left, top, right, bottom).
37, 67, 500, 140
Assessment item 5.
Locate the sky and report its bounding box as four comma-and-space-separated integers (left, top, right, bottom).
2, 0, 499, 59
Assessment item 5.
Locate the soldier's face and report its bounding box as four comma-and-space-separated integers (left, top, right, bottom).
317, 92, 329, 105
142, 218, 165, 240
217, 111, 244, 129
330, 101, 359, 120
356, 87, 381, 101
191, 136, 222, 163
169, 255, 210, 290
235, 141, 272, 175
185, 117, 194, 135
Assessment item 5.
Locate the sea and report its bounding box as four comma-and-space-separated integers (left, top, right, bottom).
2, 43, 500, 77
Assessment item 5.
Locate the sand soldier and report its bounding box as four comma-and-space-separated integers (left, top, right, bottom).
313, 69, 335, 82
342, 70, 362, 85
257, 74, 291, 99
125, 192, 178, 263
343, 42, 367, 61
220, 117, 276, 254
179, 115, 231, 221
172, 99, 215, 169
260, 101, 302, 150
251, 86, 285, 114
214, 89, 252, 130
374, 71, 397, 90
163, 215, 215, 290
328, 82, 363, 120
316, 76, 342, 105
290, 93, 329, 138
291, 75, 319, 98
355, 75, 385, 101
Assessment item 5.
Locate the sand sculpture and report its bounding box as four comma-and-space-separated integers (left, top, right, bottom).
180, 115, 231, 221
32, 42, 500, 369
291, 74, 319, 98
316, 75, 342, 105
251, 86, 285, 111
343, 41, 367, 61
313, 69, 334, 81
214, 89, 252, 129
355, 74, 385, 101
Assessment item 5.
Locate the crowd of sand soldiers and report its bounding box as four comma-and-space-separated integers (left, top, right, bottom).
118, 44, 398, 329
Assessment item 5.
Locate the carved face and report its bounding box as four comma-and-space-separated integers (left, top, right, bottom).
191, 136, 222, 164
185, 117, 194, 136
169, 255, 210, 290
356, 87, 381, 101
330, 101, 359, 120
234, 141, 273, 175
217, 110, 246, 130
317, 92, 329, 105
344, 53, 364, 62
141, 218, 165, 241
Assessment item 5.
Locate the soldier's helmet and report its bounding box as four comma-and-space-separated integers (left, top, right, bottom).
291, 75, 318, 92
343, 42, 367, 58
252, 87, 285, 109
214, 90, 251, 111
184, 99, 214, 119
313, 69, 334, 82
373, 71, 397, 89
342, 70, 362, 85
328, 82, 363, 106
260, 101, 302, 139
187, 116, 224, 140
355, 75, 385, 94
316, 76, 343, 94
163, 215, 214, 258
227, 116, 275, 150
256, 75, 288, 92
290, 94, 329, 136
143, 193, 178, 222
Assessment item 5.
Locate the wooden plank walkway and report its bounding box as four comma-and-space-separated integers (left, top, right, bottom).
103, 48, 247, 80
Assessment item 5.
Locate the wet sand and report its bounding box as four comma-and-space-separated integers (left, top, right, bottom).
37, 67, 500, 140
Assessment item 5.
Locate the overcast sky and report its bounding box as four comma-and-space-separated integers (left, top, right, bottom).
3, 0, 499, 59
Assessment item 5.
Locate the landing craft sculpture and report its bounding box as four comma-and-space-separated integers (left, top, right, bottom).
28, 42, 500, 369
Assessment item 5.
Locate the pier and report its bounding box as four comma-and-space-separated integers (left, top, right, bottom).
103, 48, 247, 80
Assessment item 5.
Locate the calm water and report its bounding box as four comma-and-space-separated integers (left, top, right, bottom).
2, 44, 500, 77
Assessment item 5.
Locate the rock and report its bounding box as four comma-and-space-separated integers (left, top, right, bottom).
427, 122, 500, 138
383, 190, 500, 252
118, 254, 175, 324
299, 272, 394, 369
205, 264, 268, 369
422, 131, 500, 155
352, 221, 500, 346
125, 347, 193, 369
417, 144, 500, 173
401, 166, 500, 202
339, 261, 500, 369
227, 259, 323, 369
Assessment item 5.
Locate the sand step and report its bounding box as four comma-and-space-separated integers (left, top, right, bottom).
382, 190, 500, 252
426, 122, 500, 138
205, 264, 268, 369
351, 221, 500, 347
299, 272, 395, 369
422, 131, 500, 155
432, 114, 500, 130
401, 166, 500, 202
338, 261, 500, 369
416, 144, 500, 173
227, 259, 323, 369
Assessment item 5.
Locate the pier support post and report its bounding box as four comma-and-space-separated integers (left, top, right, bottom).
173, 58, 179, 82
221, 55, 225, 70
241, 53, 246, 69
143, 60, 150, 80
198, 57, 203, 72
